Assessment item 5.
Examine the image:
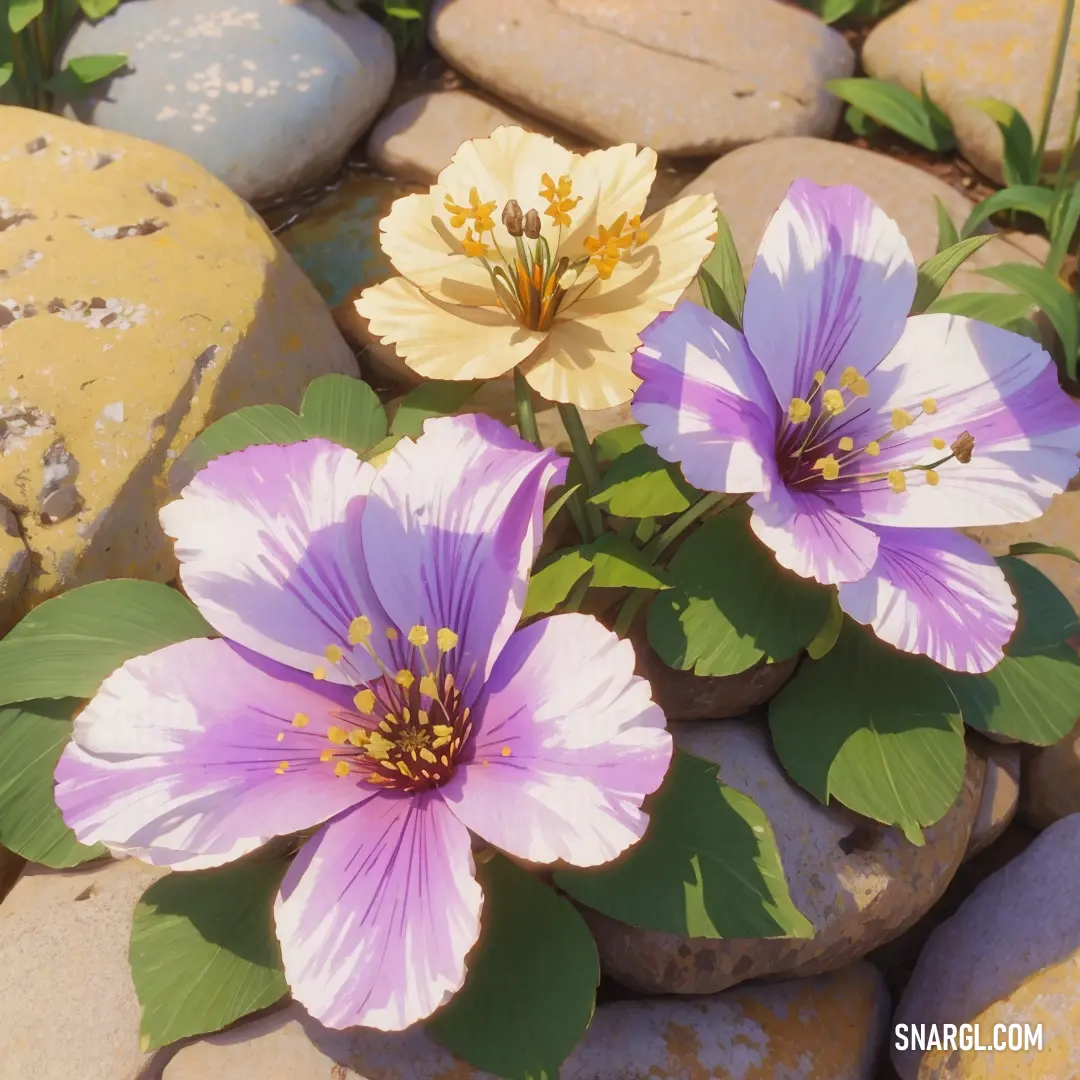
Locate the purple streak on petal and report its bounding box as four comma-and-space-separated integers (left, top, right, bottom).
749, 485, 879, 585
441, 613, 671, 868
631, 300, 781, 496
161, 439, 391, 685
362, 415, 567, 694
54, 637, 367, 869
274, 790, 482, 1031
742, 180, 916, 407
837, 526, 1017, 673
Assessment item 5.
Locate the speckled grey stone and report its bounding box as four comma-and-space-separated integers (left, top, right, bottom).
430, 0, 854, 156
55, 0, 395, 205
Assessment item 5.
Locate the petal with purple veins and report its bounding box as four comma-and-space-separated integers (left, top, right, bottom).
631, 301, 781, 496
742, 179, 916, 406
274, 790, 482, 1031
54, 638, 368, 870
440, 613, 671, 868
837, 526, 1017, 674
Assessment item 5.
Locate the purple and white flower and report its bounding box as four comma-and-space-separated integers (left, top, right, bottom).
631, 180, 1080, 674
55, 415, 671, 1031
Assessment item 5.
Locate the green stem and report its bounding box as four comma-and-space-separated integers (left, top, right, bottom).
557, 402, 605, 540
612, 590, 649, 638
1046, 87, 1080, 276
513, 368, 542, 449
1034, 0, 1076, 178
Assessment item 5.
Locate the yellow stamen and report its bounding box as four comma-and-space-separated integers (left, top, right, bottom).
324, 644, 343, 664
813, 454, 841, 481
348, 616, 373, 645
366, 732, 393, 760
292, 712, 310, 728
320, 749, 334, 762
407, 625, 429, 647
500, 746, 512, 757
396, 761, 414, 779
812, 370, 826, 386
395, 670, 415, 689
419, 674, 438, 699
420, 748, 438, 764
931, 437, 946, 451
866, 441, 881, 457
925, 469, 940, 486
922, 397, 938, 415
276, 732, 285, 742
837, 436, 854, 452
327, 726, 348, 745
334, 761, 351, 778
888, 469, 907, 493
313, 666, 327, 681
822, 389, 845, 414
353, 689, 376, 714
891, 409, 914, 430
436, 628, 458, 652
839, 366, 860, 389
849, 375, 870, 397
347, 729, 368, 747
418, 709, 429, 725
788, 397, 812, 424
275, 760, 290, 774
461, 227, 489, 258
379, 720, 393, 733
385, 627, 399, 641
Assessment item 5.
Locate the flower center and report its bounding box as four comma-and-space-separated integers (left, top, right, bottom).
776, 366, 973, 492
442, 173, 648, 332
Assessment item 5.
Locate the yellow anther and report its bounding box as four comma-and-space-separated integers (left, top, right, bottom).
444, 673, 456, 692
313, 667, 327, 681
402, 708, 411, 723
837, 436, 854, 452
419, 674, 438, 699
353, 689, 376, 714
812, 370, 826, 386
440, 754, 450, 767
325, 644, 343, 665
348, 729, 368, 747
922, 397, 938, 415
418, 709, 430, 725
432, 724, 454, 737
813, 455, 840, 481
348, 616, 373, 645
888, 470, 907, 493
379, 719, 393, 733
461, 227, 490, 259
380, 759, 399, 771
275, 760, 290, 774
848, 375, 870, 397
407, 625, 429, 647
292, 712, 310, 728
822, 389, 845, 414
276, 732, 285, 742
320, 749, 334, 762
891, 409, 914, 430
385, 627, 399, 640
334, 761, 351, 778
396, 761, 414, 778
839, 366, 860, 389
925, 469, 941, 486
366, 732, 393, 760
395, 670, 415, 689
420, 747, 438, 764
932, 437, 946, 451
866, 441, 881, 457
501, 746, 512, 757
327, 726, 348, 745
436, 628, 459, 652
788, 397, 812, 424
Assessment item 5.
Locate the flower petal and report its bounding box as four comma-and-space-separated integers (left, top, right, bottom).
827, 313, 1080, 528
274, 791, 482, 1031
749, 485, 880, 585
54, 638, 367, 869
742, 179, 916, 406
583, 143, 657, 230
362, 415, 566, 692
354, 276, 546, 383
838, 526, 1017, 673
632, 301, 781, 495
441, 613, 671, 867
162, 439, 388, 683
374, 191, 502, 307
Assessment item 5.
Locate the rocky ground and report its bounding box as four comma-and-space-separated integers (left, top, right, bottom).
1, 0, 1079, 1078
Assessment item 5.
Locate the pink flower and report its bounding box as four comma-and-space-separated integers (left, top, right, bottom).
631, 180, 1080, 674
55, 415, 671, 1031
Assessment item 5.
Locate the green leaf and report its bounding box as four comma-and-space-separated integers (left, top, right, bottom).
806, 590, 843, 660
967, 97, 1037, 186
0, 698, 106, 867
592, 424, 644, 463
542, 484, 581, 531
583, 533, 670, 590
824, 77, 955, 151
182, 404, 309, 473
921, 75, 954, 145
818, 0, 860, 22
977, 262, 1079, 365
389, 380, 483, 438
925, 290, 1034, 329
589, 444, 695, 517
9, 0, 44, 34
523, 550, 591, 620
769, 622, 966, 842
960, 185, 1055, 238
698, 208, 746, 330
1048, 180, 1080, 271
298, 374, 388, 455
1007, 541, 1080, 566
911, 235, 994, 313
78, 0, 123, 17
944, 557, 1080, 745
0, 64, 12, 90
934, 197, 961, 254
45, 54, 128, 97
647, 506, 831, 677
384, 4, 424, 17
0, 580, 215, 707
844, 104, 879, 139
555, 750, 812, 940
130, 858, 289, 1051
362, 434, 402, 462
428, 855, 598, 1080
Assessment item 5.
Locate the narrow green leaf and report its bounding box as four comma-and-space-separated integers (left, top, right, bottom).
960, 185, 1055, 238
824, 77, 955, 151
130, 858, 289, 1050
298, 374, 388, 455
589, 444, 695, 518
523, 550, 591, 620
389, 380, 483, 438
0, 580, 215, 706
384, 4, 424, 16
769, 622, 967, 843
921, 75, 955, 147
844, 104, 879, 139
1048, 180, 1080, 271
697, 208, 745, 330
925, 291, 1034, 329
78, 0, 123, 17
555, 750, 812, 939
911, 235, 994, 313
181, 404, 309, 473
542, 484, 581, 530
977, 262, 1079, 364
0, 64, 13, 90
1007, 541, 1080, 566
429, 855, 598, 1080
818, 0, 860, 22
806, 590, 843, 660
0, 699, 107, 868
647, 506, 831, 677
934, 197, 961, 254
45, 54, 128, 97
583, 533, 671, 590
967, 97, 1038, 186
9, 0, 44, 34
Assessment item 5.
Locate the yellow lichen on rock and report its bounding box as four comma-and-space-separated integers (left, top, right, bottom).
0, 107, 356, 630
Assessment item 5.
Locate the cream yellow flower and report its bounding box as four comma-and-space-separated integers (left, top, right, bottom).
354, 126, 718, 411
